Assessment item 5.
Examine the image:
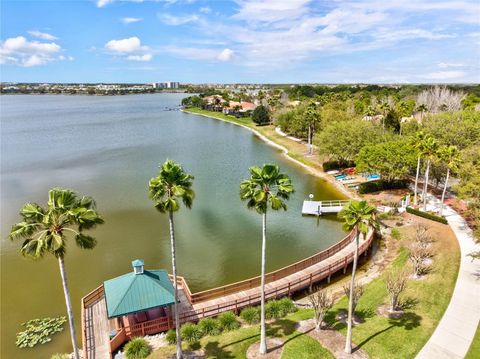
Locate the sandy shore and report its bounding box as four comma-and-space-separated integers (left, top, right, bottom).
182, 109, 357, 199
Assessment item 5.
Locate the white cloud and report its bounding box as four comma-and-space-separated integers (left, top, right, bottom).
28, 30, 58, 41
105, 37, 144, 53
421, 71, 466, 80
0, 36, 66, 67
158, 13, 200, 25
127, 54, 153, 61
217, 48, 234, 61
121, 17, 143, 24
233, 0, 310, 23
105, 36, 152, 62
438, 62, 465, 68
199, 6, 211, 14
97, 0, 115, 8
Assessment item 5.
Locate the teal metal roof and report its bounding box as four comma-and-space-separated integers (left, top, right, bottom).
104, 268, 175, 318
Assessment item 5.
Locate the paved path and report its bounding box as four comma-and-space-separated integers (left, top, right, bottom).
416, 198, 480, 359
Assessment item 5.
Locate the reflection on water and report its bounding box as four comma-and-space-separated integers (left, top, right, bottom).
1, 94, 345, 358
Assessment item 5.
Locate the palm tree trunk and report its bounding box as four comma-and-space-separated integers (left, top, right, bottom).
308, 125, 312, 155
58, 257, 80, 359
414, 156, 421, 206
440, 168, 450, 216
345, 230, 359, 354
259, 211, 267, 355
423, 160, 431, 211
169, 211, 182, 359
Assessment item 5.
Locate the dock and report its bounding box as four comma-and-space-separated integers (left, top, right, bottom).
302, 200, 350, 215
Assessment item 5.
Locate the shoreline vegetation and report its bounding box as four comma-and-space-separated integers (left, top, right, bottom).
182, 107, 355, 199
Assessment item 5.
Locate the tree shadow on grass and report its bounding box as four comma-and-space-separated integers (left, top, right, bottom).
203, 341, 236, 359
356, 312, 422, 348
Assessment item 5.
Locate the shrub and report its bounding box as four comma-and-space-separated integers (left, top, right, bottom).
124, 337, 151, 359
322, 160, 355, 171
218, 311, 240, 331
358, 179, 408, 194
278, 297, 297, 316
391, 228, 402, 240
165, 329, 176, 345
180, 323, 203, 344
240, 307, 260, 325
198, 317, 221, 336
265, 300, 283, 319
406, 207, 448, 224
252, 105, 270, 125
51, 354, 69, 359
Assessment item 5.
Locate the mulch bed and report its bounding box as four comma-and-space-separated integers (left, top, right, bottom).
296, 319, 368, 359
246, 338, 284, 359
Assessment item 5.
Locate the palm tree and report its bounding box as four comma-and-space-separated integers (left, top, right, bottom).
305, 101, 321, 155
9, 188, 104, 359
416, 104, 428, 122
149, 160, 194, 359
412, 131, 430, 206
240, 164, 294, 354
438, 145, 461, 216
379, 102, 390, 130
338, 200, 378, 354
422, 137, 439, 211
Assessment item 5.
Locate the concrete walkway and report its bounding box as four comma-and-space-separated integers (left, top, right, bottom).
416, 198, 480, 359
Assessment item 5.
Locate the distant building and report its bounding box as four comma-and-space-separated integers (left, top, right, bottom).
152, 82, 180, 89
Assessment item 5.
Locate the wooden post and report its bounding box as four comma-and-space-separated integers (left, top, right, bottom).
309, 273, 313, 291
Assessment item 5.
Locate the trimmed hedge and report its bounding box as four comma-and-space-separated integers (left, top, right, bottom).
406, 206, 448, 224
358, 179, 408, 194
323, 160, 355, 171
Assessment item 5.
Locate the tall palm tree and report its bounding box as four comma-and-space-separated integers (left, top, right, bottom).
412, 131, 430, 206
305, 101, 321, 155
438, 145, 461, 216
9, 188, 104, 359
422, 137, 439, 211
240, 164, 294, 354
338, 200, 378, 354
149, 160, 194, 359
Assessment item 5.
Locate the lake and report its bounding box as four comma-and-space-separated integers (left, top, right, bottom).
0, 93, 345, 358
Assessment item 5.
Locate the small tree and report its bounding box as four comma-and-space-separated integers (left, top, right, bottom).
309, 288, 333, 330
342, 281, 364, 314
252, 105, 270, 125
408, 243, 433, 277
384, 269, 410, 312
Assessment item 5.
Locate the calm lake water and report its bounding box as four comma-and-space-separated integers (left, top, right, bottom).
0, 93, 345, 358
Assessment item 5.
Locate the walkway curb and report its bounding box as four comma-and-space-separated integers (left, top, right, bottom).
416, 205, 480, 359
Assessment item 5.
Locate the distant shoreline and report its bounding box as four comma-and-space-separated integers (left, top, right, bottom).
0, 91, 187, 96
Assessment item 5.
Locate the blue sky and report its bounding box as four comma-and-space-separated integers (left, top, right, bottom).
1, 0, 479, 83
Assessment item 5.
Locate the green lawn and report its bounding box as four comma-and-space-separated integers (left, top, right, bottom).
148, 309, 334, 359
183, 107, 253, 127
324, 222, 460, 359
466, 323, 480, 359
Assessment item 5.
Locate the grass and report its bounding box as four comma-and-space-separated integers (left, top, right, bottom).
324, 220, 460, 359
465, 323, 480, 359
148, 309, 334, 359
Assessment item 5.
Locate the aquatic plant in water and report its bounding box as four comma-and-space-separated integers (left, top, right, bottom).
16, 316, 67, 348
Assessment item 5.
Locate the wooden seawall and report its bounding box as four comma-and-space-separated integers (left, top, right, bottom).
81, 228, 374, 358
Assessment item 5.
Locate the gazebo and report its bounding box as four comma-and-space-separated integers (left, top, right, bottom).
104, 259, 176, 338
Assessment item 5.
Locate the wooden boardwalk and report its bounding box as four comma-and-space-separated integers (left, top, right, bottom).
81, 229, 374, 358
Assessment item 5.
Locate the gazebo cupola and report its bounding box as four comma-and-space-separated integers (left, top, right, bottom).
132, 259, 144, 275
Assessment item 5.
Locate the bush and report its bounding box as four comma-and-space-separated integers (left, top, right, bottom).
406, 207, 448, 224
124, 337, 151, 359
265, 300, 283, 319
391, 228, 402, 240
358, 179, 408, 194
165, 329, 176, 345
252, 105, 270, 125
198, 317, 221, 336
322, 160, 355, 172
218, 311, 240, 331
180, 323, 203, 344
240, 307, 260, 325
278, 297, 297, 316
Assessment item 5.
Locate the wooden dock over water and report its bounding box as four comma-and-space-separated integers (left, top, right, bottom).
302, 200, 350, 215
81, 228, 374, 358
